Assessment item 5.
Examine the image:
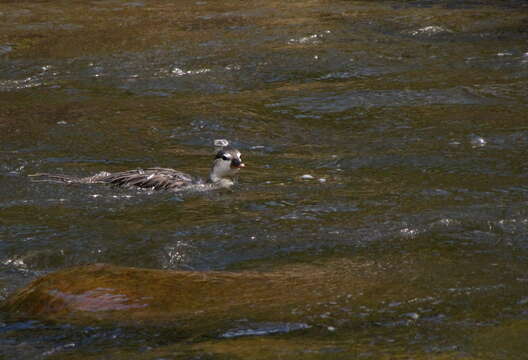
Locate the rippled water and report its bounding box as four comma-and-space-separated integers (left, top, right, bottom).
1, 0, 528, 358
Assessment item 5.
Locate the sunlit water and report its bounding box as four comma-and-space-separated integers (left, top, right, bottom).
1, 0, 528, 358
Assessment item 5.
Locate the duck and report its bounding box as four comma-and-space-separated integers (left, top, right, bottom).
30, 147, 245, 192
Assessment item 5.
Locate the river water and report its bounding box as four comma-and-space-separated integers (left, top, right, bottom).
1, 0, 528, 359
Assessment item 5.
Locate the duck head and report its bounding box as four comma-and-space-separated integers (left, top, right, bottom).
209, 148, 245, 183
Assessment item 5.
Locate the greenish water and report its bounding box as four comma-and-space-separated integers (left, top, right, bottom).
1, 0, 528, 358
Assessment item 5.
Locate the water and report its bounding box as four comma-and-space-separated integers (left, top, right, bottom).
1, 0, 528, 358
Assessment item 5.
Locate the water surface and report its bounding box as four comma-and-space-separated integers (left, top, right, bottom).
1, 0, 528, 358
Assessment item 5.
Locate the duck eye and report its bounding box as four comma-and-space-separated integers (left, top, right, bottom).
221, 155, 229, 161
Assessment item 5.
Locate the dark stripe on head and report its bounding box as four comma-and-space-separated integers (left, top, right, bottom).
215, 148, 240, 159
215, 150, 225, 159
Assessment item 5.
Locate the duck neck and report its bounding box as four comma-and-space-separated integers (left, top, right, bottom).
208, 173, 234, 188
208, 172, 221, 183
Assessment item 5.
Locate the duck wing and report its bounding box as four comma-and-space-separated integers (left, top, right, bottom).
98, 167, 195, 191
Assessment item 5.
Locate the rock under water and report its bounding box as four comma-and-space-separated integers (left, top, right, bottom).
2, 260, 377, 329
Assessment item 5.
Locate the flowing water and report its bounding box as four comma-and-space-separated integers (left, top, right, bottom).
1, 0, 528, 358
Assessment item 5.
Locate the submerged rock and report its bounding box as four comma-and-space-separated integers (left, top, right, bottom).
7, 256, 470, 344
2, 264, 303, 326
1, 260, 382, 329
3, 262, 374, 330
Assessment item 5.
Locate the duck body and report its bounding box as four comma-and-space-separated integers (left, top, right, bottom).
89, 167, 205, 191
30, 148, 244, 193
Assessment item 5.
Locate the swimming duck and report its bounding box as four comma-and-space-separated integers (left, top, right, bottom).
30, 148, 245, 192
